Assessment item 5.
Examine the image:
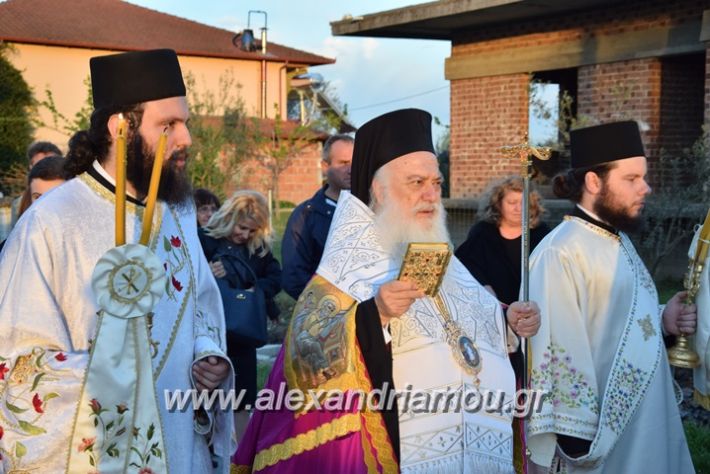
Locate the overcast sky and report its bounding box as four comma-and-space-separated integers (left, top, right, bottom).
126, 0, 452, 143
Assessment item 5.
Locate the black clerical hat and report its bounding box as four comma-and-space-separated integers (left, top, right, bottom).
351, 108, 435, 205
90, 49, 186, 109
570, 121, 645, 169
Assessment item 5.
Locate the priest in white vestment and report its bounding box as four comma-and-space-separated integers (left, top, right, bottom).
233, 109, 541, 473
527, 121, 696, 473
0, 49, 234, 473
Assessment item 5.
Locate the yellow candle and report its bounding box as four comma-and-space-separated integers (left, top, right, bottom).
140, 129, 168, 245
115, 114, 127, 246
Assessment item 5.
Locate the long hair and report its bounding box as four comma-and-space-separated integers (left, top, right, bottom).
204, 190, 272, 257
64, 104, 144, 178
552, 163, 615, 203
480, 176, 545, 228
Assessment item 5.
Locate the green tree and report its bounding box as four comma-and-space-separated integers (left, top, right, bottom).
0, 45, 35, 191
185, 71, 253, 197
38, 76, 93, 135
247, 109, 313, 208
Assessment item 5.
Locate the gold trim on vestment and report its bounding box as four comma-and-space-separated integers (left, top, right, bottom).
564, 215, 621, 241
275, 275, 399, 472
155, 206, 193, 378
252, 413, 361, 471
353, 344, 399, 473
284, 276, 358, 395
64, 311, 103, 470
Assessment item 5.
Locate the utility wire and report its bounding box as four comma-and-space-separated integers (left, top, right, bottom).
349, 85, 449, 111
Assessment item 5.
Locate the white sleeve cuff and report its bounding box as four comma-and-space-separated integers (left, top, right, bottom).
383, 323, 392, 344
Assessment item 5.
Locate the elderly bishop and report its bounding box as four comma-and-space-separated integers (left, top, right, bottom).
234, 108, 540, 473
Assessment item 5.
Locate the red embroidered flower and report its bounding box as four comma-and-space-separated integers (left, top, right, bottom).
77, 437, 95, 452
139, 468, 155, 474
171, 276, 183, 292
55, 352, 67, 362
0, 425, 4, 440
32, 393, 43, 413
170, 236, 182, 248
0, 363, 8, 380
90, 398, 102, 414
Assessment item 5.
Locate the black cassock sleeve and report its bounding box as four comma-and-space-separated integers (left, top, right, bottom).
355, 297, 400, 463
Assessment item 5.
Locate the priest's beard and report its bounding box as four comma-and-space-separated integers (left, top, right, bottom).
372, 194, 451, 260
126, 132, 192, 208
593, 180, 645, 233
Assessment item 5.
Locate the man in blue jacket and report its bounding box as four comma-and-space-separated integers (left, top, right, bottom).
281, 134, 353, 299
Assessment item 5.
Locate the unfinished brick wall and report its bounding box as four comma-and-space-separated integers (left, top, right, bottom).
453, 0, 706, 53
449, 74, 529, 198
577, 58, 662, 175
448, 0, 708, 197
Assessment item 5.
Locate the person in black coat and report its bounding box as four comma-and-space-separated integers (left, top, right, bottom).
199, 190, 282, 442
456, 176, 550, 306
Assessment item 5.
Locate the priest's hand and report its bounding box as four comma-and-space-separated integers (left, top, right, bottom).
192, 356, 231, 392
375, 280, 425, 326
507, 301, 541, 338
662, 291, 697, 336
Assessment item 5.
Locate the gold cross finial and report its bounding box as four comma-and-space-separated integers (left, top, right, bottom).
500, 133, 552, 178
500, 133, 552, 163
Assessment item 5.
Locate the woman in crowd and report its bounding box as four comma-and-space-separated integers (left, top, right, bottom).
193, 188, 221, 229
456, 176, 549, 305
199, 190, 282, 441
455, 175, 549, 472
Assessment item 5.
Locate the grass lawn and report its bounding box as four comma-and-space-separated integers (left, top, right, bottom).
686, 421, 710, 473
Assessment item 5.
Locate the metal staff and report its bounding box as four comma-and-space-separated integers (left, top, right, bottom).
501, 134, 551, 473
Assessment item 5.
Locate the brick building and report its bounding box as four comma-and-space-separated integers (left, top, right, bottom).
332, 0, 710, 198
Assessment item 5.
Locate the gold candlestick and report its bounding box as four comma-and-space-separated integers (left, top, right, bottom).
139, 129, 168, 246
115, 114, 127, 246
668, 208, 710, 369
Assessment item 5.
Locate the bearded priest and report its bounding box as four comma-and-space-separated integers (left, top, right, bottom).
233, 108, 541, 473
0, 49, 234, 473
526, 121, 696, 473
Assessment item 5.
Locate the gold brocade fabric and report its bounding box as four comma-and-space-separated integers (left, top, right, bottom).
284, 275, 359, 394
242, 274, 398, 473
253, 414, 361, 471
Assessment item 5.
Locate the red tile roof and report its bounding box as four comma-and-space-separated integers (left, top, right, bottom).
0, 0, 334, 66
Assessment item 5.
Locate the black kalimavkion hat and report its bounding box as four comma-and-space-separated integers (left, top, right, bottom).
90, 49, 186, 109
351, 108, 435, 205
570, 121, 646, 169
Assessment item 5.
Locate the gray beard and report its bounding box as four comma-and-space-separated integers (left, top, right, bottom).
372, 199, 451, 260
